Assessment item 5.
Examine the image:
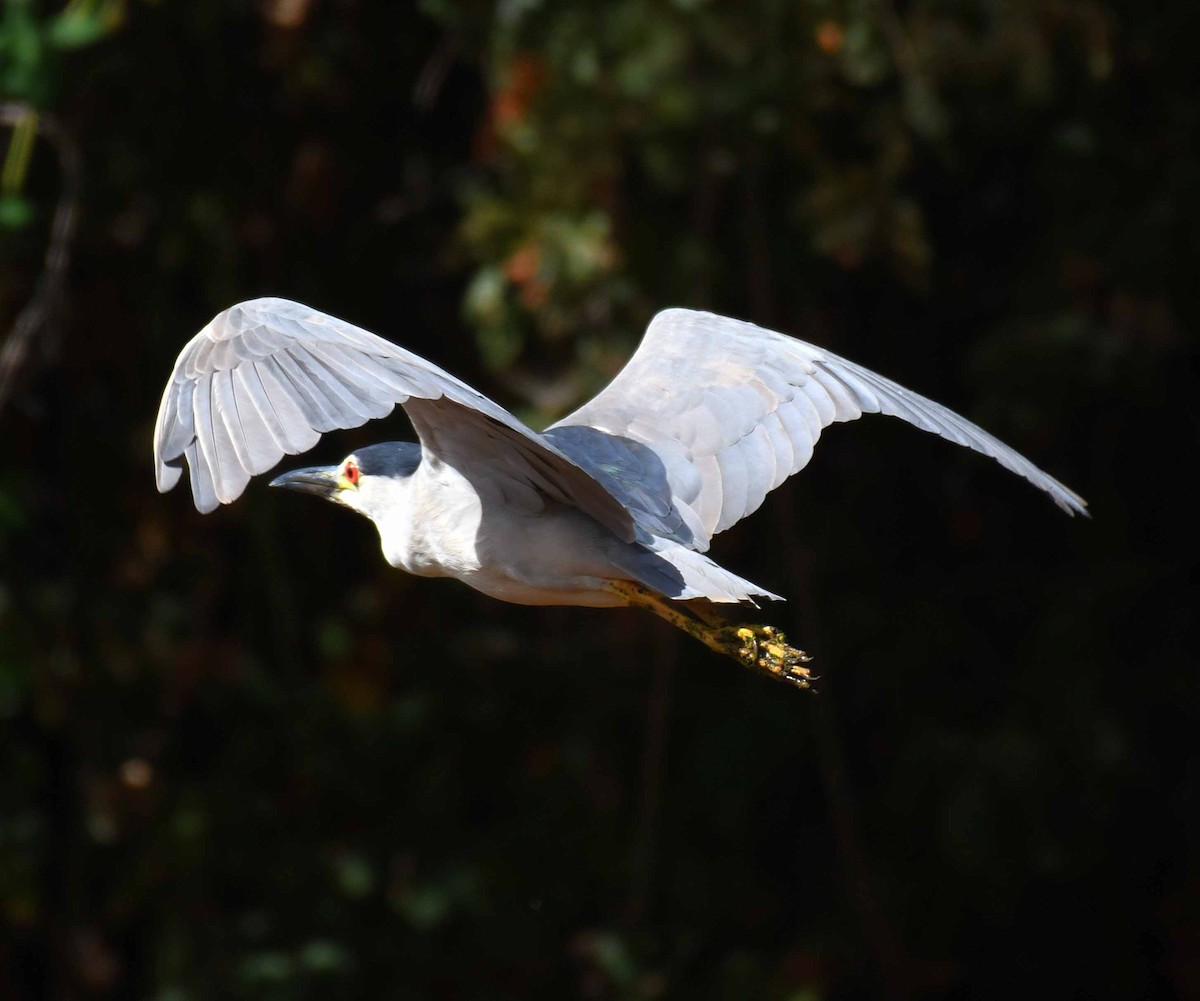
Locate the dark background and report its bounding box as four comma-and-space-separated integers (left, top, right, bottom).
1, 1, 1195, 998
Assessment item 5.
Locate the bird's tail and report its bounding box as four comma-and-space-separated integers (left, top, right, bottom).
610, 539, 783, 606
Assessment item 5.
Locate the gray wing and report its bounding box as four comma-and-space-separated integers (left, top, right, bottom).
550, 308, 1087, 551
153, 297, 637, 541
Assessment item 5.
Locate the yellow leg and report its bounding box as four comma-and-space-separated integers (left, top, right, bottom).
608, 581, 814, 691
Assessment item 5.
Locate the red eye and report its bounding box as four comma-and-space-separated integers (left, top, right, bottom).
344, 462, 359, 486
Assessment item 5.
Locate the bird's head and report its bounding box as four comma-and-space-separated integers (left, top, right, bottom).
269, 441, 422, 524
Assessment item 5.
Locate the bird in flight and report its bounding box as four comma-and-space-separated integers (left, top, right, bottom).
154, 299, 1086, 688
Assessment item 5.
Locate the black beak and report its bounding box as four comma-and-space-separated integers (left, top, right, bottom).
268, 465, 340, 498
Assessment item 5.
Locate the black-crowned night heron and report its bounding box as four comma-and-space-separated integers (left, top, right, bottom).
154, 299, 1086, 687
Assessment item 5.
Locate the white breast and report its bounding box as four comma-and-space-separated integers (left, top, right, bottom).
375, 459, 484, 579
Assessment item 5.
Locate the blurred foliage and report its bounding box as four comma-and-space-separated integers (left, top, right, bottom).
1, 0, 121, 231
0, 1, 1196, 999
442, 0, 1121, 411
2, 0, 125, 104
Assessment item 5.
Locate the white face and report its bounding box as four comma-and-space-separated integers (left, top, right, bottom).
313, 453, 361, 513
328, 453, 414, 526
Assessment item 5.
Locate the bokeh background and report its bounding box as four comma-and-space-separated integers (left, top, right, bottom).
1, 1, 1195, 998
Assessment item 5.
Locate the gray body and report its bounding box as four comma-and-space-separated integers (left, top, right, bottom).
153, 299, 1086, 608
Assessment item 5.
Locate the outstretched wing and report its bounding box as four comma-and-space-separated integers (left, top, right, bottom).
153, 297, 637, 541
551, 308, 1087, 551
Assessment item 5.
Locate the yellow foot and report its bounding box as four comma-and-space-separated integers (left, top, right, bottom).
728, 625, 814, 690
606, 580, 816, 691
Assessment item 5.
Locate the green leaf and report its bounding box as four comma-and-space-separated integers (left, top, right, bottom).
0, 0, 47, 101
237, 951, 294, 986
48, 0, 124, 50
298, 939, 352, 974
0, 194, 34, 229
333, 852, 376, 899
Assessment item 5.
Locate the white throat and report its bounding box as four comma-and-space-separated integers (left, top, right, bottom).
348, 461, 484, 580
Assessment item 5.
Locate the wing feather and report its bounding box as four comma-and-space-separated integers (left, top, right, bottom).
760, 411, 795, 490
807, 365, 864, 423
818, 363, 883, 414
232, 364, 293, 472
714, 445, 749, 534
692, 453, 723, 533
287, 344, 386, 423
210, 373, 252, 504
212, 368, 254, 477
304, 342, 407, 404
185, 336, 215, 380
153, 380, 193, 489
718, 423, 776, 531
774, 399, 815, 475
191, 376, 225, 505
271, 348, 349, 432
790, 385, 826, 444
250, 360, 322, 455
183, 440, 219, 513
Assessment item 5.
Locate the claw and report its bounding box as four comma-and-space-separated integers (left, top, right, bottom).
721, 624, 814, 690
